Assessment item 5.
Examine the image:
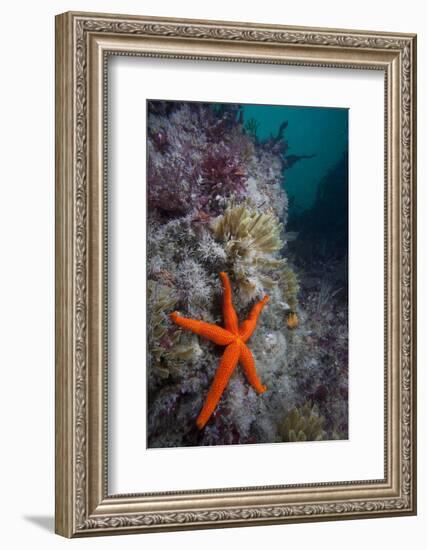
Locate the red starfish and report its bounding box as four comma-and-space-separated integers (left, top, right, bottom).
170, 272, 269, 429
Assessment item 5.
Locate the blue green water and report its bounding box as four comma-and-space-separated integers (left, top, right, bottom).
242, 104, 348, 214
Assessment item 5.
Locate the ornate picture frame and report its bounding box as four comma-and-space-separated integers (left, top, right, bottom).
55, 11, 417, 537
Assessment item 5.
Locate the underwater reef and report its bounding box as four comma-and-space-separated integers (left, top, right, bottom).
146, 100, 348, 447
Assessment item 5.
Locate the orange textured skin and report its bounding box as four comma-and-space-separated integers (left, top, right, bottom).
170, 272, 268, 429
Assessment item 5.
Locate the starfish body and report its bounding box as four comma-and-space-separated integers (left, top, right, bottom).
170, 272, 269, 429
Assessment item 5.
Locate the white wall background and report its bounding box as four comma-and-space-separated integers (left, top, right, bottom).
0, 1, 424, 548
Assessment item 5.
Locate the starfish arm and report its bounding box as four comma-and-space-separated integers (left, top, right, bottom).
170, 312, 234, 346
219, 272, 239, 335
239, 343, 267, 394
196, 342, 240, 429
239, 295, 269, 342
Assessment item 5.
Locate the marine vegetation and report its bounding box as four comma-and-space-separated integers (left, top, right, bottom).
278, 402, 326, 442
170, 272, 268, 429
146, 100, 348, 448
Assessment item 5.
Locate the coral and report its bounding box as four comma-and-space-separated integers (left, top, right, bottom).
200, 143, 247, 198
279, 403, 326, 442
175, 259, 214, 316
279, 263, 300, 312
212, 202, 284, 254
197, 232, 227, 266
147, 280, 197, 382
147, 280, 177, 342
211, 202, 287, 303
145, 100, 348, 448
147, 102, 258, 216
170, 272, 269, 429
147, 280, 179, 378
283, 254, 349, 441
146, 102, 295, 447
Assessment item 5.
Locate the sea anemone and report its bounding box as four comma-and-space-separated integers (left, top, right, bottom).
147, 280, 180, 377
211, 202, 285, 302
279, 403, 326, 442
147, 280, 202, 382
212, 202, 284, 255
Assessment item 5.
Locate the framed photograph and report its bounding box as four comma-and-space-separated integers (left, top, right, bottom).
55, 11, 417, 537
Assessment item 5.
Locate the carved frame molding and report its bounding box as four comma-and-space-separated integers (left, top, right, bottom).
55, 11, 416, 537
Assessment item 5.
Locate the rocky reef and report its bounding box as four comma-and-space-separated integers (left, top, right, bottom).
146, 100, 348, 447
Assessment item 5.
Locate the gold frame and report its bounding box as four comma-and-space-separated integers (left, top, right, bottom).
55, 11, 417, 537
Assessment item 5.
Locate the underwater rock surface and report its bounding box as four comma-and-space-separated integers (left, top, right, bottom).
146, 101, 348, 447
